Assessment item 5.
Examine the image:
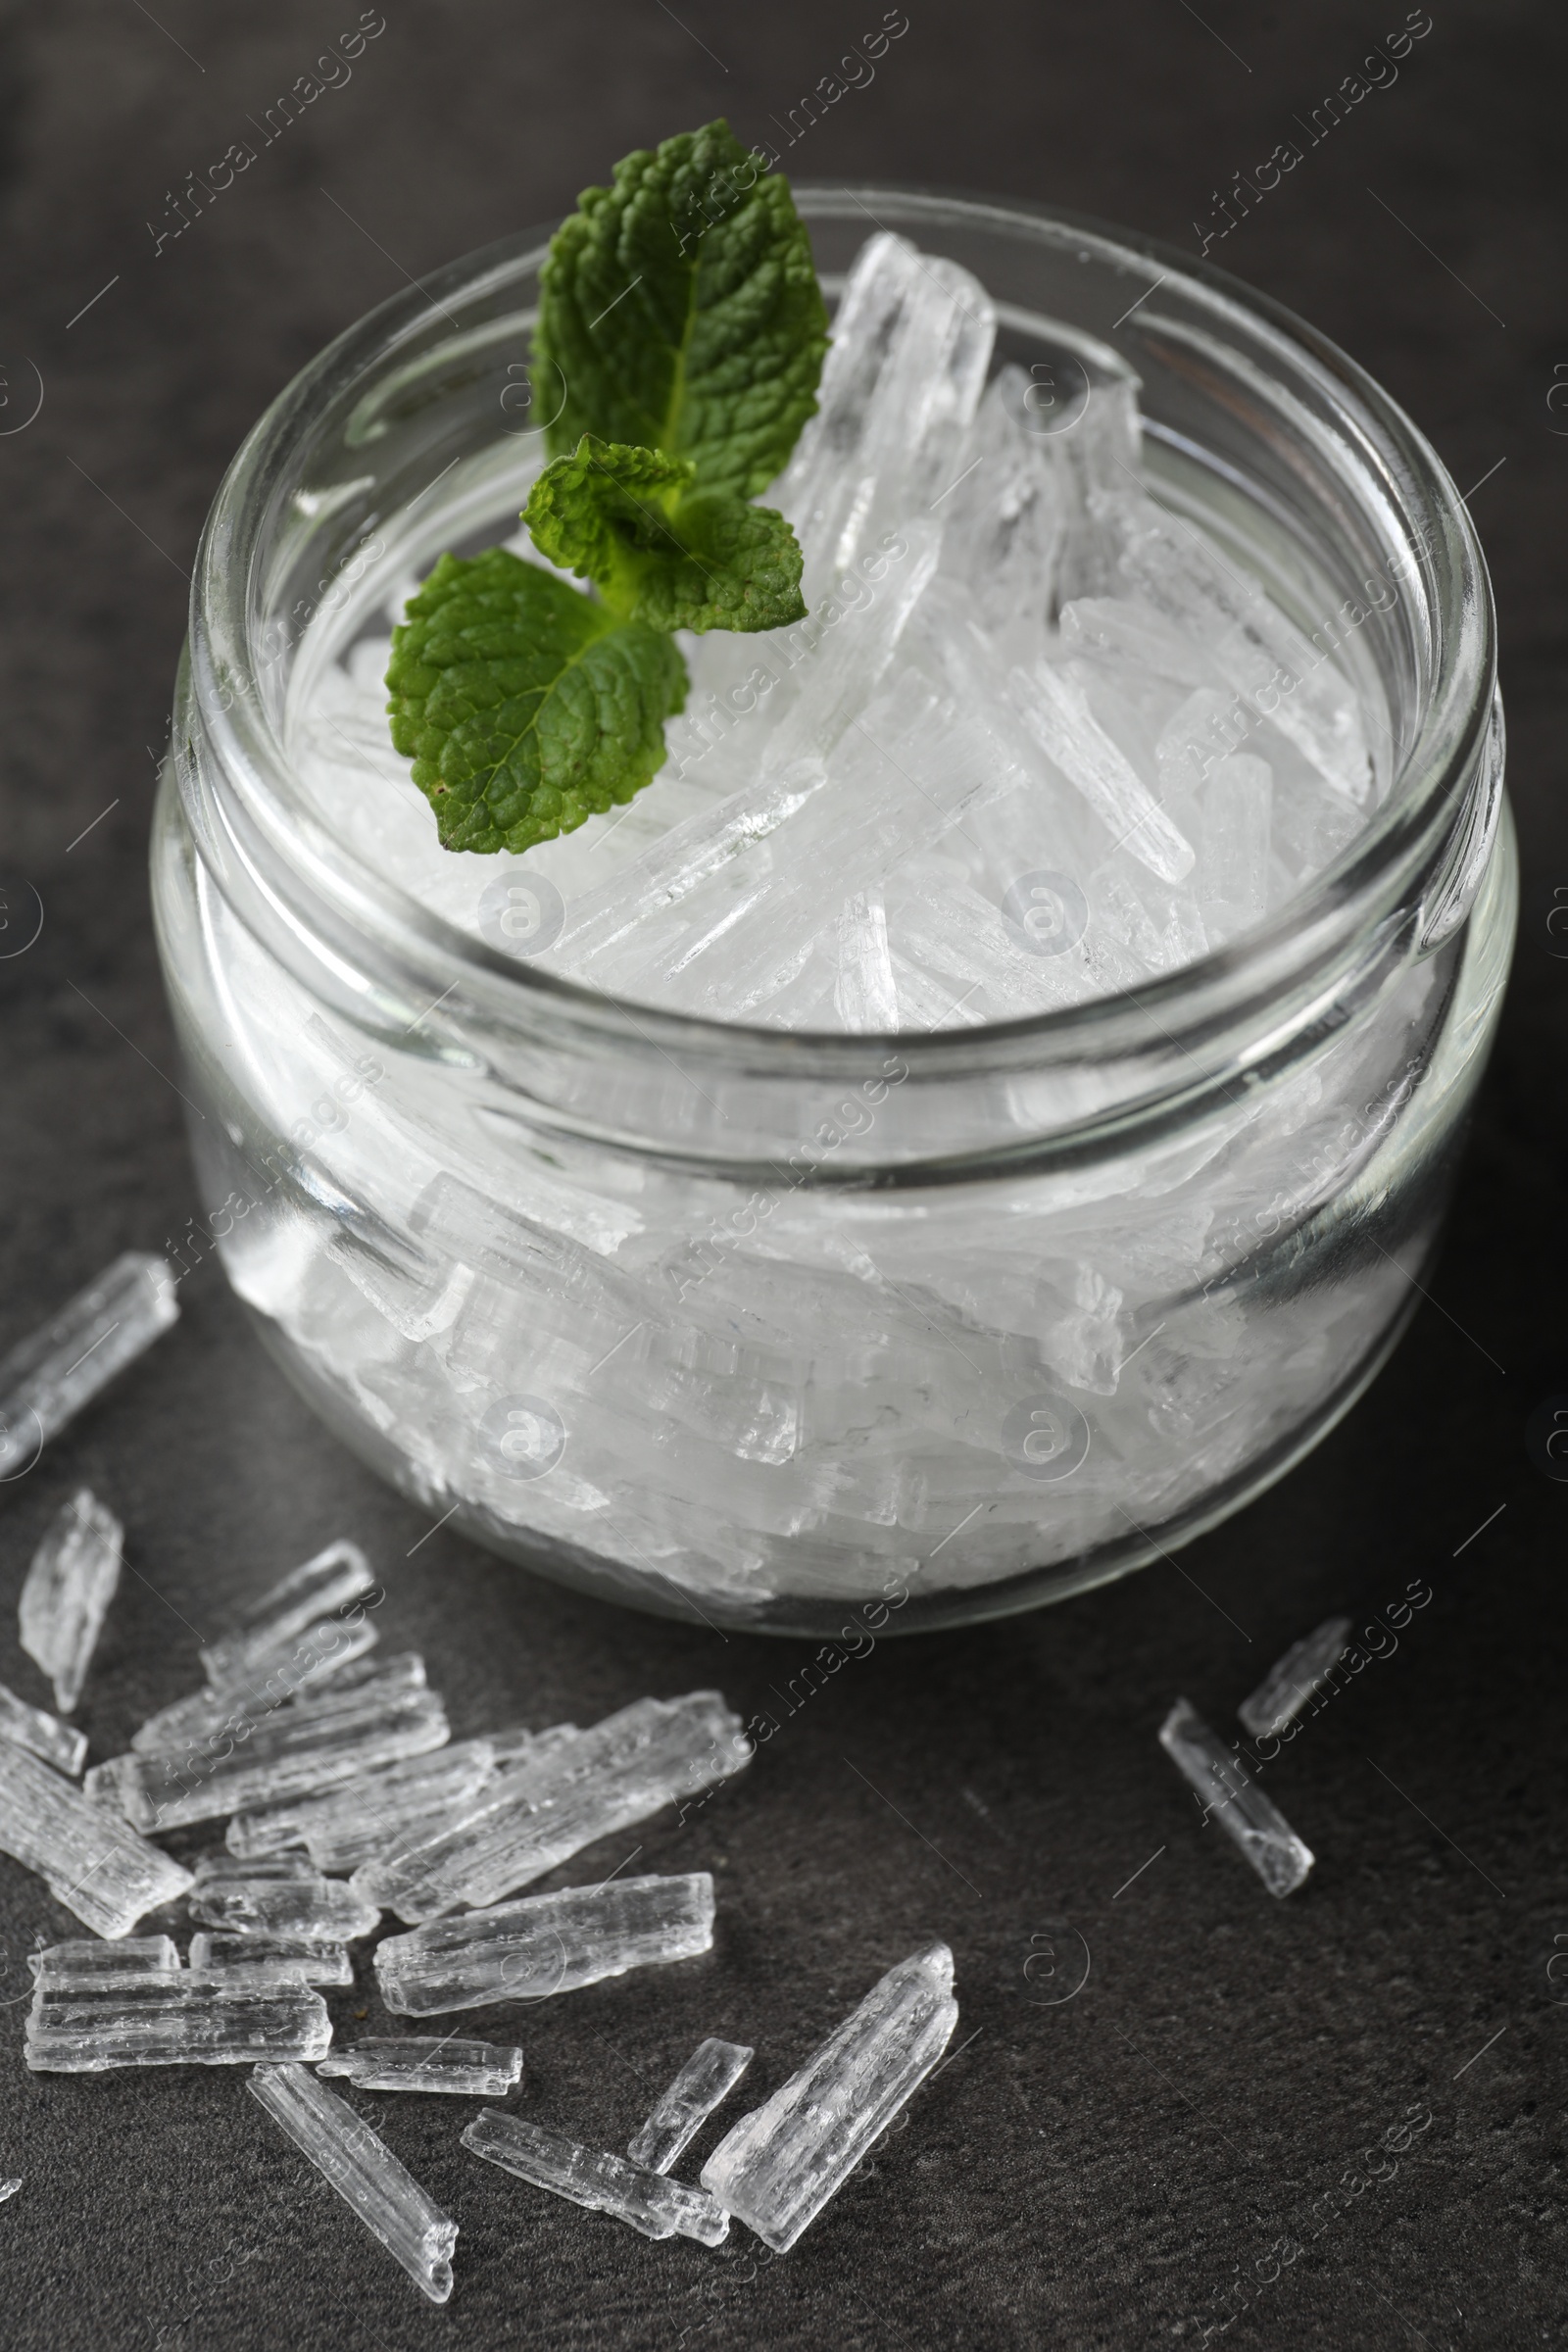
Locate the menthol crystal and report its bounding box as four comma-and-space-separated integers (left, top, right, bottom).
462, 2110, 729, 2245
702, 1942, 957, 2251
99, 1677, 449, 1831
0, 1741, 192, 1938
0, 1678, 87, 1777
188, 1872, 379, 1941
249, 2063, 459, 2303
189, 1932, 354, 1987
1238, 1617, 1352, 1740
30, 1936, 182, 1982
26, 1973, 331, 2071
0, 1252, 178, 1482
227, 1736, 502, 1873
133, 1616, 382, 1755
19, 1489, 124, 1715
1159, 1696, 1315, 1896
629, 2036, 755, 2173
375, 1872, 715, 2015
318, 2036, 521, 2095
354, 1691, 746, 1923
200, 1540, 377, 1689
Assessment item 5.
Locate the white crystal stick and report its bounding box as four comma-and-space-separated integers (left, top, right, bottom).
0, 1252, 178, 1481
200, 1540, 377, 1688
30, 1936, 182, 1981
98, 1678, 449, 1831
188, 1873, 380, 1940
375, 1873, 715, 2015
702, 1942, 957, 2252
355, 1691, 746, 1924
227, 1736, 502, 1872
249, 2063, 459, 2303
1008, 659, 1195, 883
0, 1678, 87, 1776
131, 1637, 407, 1757
1159, 1696, 1315, 1895
628, 2036, 755, 2173
462, 2111, 729, 2245
26, 1974, 331, 2070
190, 1933, 353, 1987
0, 1741, 192, 1937
1238, 1618, 1352, 1740
318, 2037, 521, 2096
0, 2180, 19, 2204
19, 1489, 124, 1714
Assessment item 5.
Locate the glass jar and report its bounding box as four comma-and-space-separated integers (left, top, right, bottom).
152, 189, 1514, 1636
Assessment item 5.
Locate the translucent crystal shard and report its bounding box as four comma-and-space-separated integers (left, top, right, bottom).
318, 2036, 521, 2096
0, 1252, 178, 1482
1159, 1696, 1315, 1895
462, 2111, 729, 2246
249, 2063, 459, 2303
628, 2037, 755, 2173
30, 1935, 181, 1981
354, 1691, 746, 1924
227, 1737, 501, 1872
132, 1642, 414, 1758
199, 1540, 377, 1688
189, 1932, 354, 1987
188, 1872, 380, 1941
701, 1942, 957, 2252
0, 1678, 87, 1776
19, 1489, 124, 1714
1238, 1618, 1353, 1740
1007, 659, 1195, 883
375, 1873, 715, 2015
0, 2180, 18, 2204
0, 1742, 192, 1937
27, 1973, 331, 2070
100, 1678, 449, 1832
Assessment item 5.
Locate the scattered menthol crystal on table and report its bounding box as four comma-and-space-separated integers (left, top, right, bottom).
199, 1540, 378, 1690
95, 1671, 449, 1831
0, 1677, 87, 1776
0, 1252, 177, 1483
188, 1871, 379, 1942
249, 2063, 459, 2304
1238, 1616, 1353, 1740
702, 1942, 957, 2253
26, 1973, 331, 2071
189, 1933, 354, 1987
375, 1873, 715, 2015
318, 2036, 522, 2096
227, 1736, 506, 1872
19, 1489, 124, 1715
1159, 1696, 1315, 1896
0, 2180, 19, 2205
0, 1742, 192, 1938
462, 2111, 729, 2245
354, 1691, 747, 1923
628, 2036, 755, 2174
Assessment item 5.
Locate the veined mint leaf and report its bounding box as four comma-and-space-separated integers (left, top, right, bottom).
523, 435, 807, 634
385, 548, 687, 856
535, 118, 829, 501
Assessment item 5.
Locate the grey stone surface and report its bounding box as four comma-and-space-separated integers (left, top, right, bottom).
0, 0, 1563, 2342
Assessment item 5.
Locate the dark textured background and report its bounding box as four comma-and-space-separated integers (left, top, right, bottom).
0, 2, 1563, 2345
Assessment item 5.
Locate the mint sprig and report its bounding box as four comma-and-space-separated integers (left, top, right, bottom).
385, 121, 826, 861
523, 435, 807, 634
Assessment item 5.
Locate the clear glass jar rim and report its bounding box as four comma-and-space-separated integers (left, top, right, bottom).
187, 183, 1496, 1078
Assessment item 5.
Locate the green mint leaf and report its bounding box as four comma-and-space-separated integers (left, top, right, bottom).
535, 118, 829, 500
385, 548, 687, 856
523, 435, 808, 634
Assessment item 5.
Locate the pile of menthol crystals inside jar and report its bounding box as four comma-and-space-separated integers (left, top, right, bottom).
299, 227, 1382, 1023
